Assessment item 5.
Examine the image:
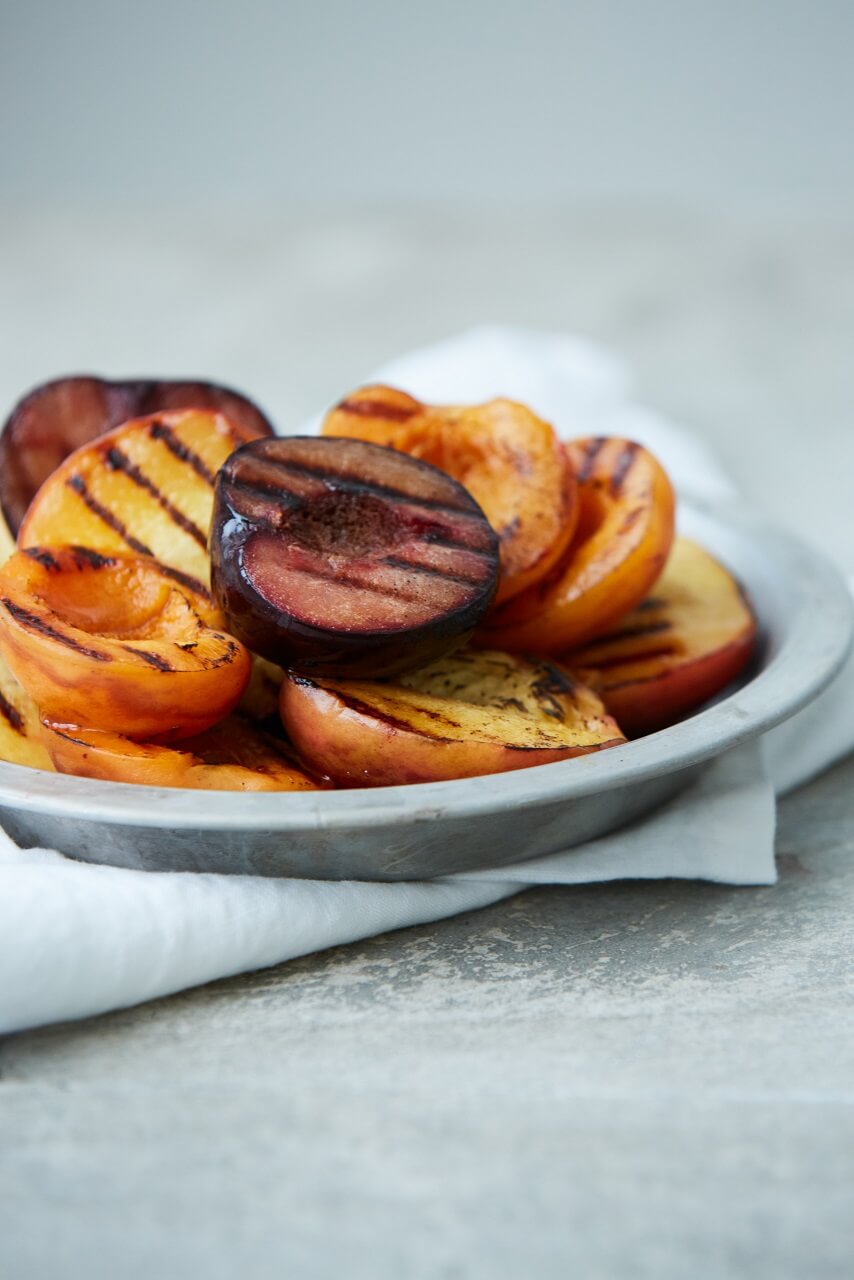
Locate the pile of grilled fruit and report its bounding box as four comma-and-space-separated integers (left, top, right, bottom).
0, 376, 756, 791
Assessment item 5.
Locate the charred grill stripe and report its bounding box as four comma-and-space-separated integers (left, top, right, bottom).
0, 691, 25, 735
610, 442, 640, 496
123, 646, 174, 671
149, 421, 217, 485
337, 396, 417, 422
23, 548, 60, 571
70, 546, 119, 570
576, 437, 607, 483
321, 690, 458, 740
227, 478, 302, 509
636, 596, 666, 612
236, 456, 478, 517
103, 447, 207, 548
1, 598, 112, 661
66, 475, 154, 557
420, 530, 496, 556
591, 645, 678, 675
157, 564, 213, 602
587, 619, 673, 647
381, 556, 483, 586
282, 563, 457, 604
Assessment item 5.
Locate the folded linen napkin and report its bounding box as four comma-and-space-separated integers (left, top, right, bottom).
1, 327, 851, 1035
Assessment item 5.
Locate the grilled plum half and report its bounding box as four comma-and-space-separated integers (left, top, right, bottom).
0, 374, 274, 536
211, 436, 500, 677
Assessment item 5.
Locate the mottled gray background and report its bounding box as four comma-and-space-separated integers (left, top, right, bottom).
2, 0, 852, 208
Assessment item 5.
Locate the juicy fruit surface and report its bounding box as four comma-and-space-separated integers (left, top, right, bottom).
20, 408, 264, 606
0, 375, 273, 537
280, 648, 625, 786
42, 717, 321, 791
0, 652, 54, 771
322, 385, 577, 604
212, 435, 499, 676
0, 547, 250, 741
481, 436, 676, 652
570, 538, 757, 735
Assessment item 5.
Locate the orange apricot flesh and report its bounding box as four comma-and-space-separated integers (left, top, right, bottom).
19, 408, 263, 607
479, 437, 676, 652
0, 652, 54, 771
568, 538, 757, 736
42, 717, 322, 791
0, 547, 250, 741
322, 385, 578, 605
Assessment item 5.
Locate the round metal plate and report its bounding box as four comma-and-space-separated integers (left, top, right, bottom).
0, 501, 850, 879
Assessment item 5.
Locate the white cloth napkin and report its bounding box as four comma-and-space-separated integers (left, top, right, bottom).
1, 327, 851, 1035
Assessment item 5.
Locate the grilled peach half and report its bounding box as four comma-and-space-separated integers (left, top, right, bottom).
322, 385, 577, 605
0, 547, 250, 740
0, 652, 54, 771
569, 538, 757, 736
42, 717, 322, 791
0, 375, 273, 539
480, 437, 675, 652
280, 648, 624, 787
19, 408, 264, 608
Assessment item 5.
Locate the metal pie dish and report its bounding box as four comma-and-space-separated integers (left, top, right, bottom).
0, 500, 850, 880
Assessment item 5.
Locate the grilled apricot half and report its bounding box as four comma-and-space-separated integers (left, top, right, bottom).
1, 375, 273, 538
0, 547, 250, 741
322, 385, 577, 605
42, 717, 321, 791
568, 538, 757, 736
0, 652, 54, 771
19, 408, 264, 608
280, 648, 624, 787
480, 437, 675, 652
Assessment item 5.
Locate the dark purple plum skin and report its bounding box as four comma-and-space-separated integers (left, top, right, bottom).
210, 436, 500, 678
0, 375, 275, 535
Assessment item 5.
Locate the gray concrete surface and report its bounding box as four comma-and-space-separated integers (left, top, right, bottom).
1, 210, 853, 1277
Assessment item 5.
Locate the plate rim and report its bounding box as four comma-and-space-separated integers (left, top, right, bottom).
0, 501, 851, 833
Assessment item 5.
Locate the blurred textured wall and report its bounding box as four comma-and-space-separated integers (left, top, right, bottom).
2, 0, 851, 208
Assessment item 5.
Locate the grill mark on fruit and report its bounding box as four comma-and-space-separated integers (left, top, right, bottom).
530, 661, 578, 720
103, 447, 207, 548
0, 690, 25, 735
66, 475, 154, 556
420, 530, 495, 556
589, 619, 673, 647
70, 546, 119, 570
1, 598, 112, 661
610, 442, 640, 495
619, 506, 644, 535
23, 548, 61, 571
149, 421, 217, 485
576, 437, 607, 482
123, 646, 174, 671
327, 690, 460, 738
337, 396, 417, 422
281, 562, 455, 605
592, 645, 679, 677
381, 556, 483, 587
156, 564, 213, 602
227, 477, 304, 511
235, 456, 478, 518
636, 595, 666, 612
